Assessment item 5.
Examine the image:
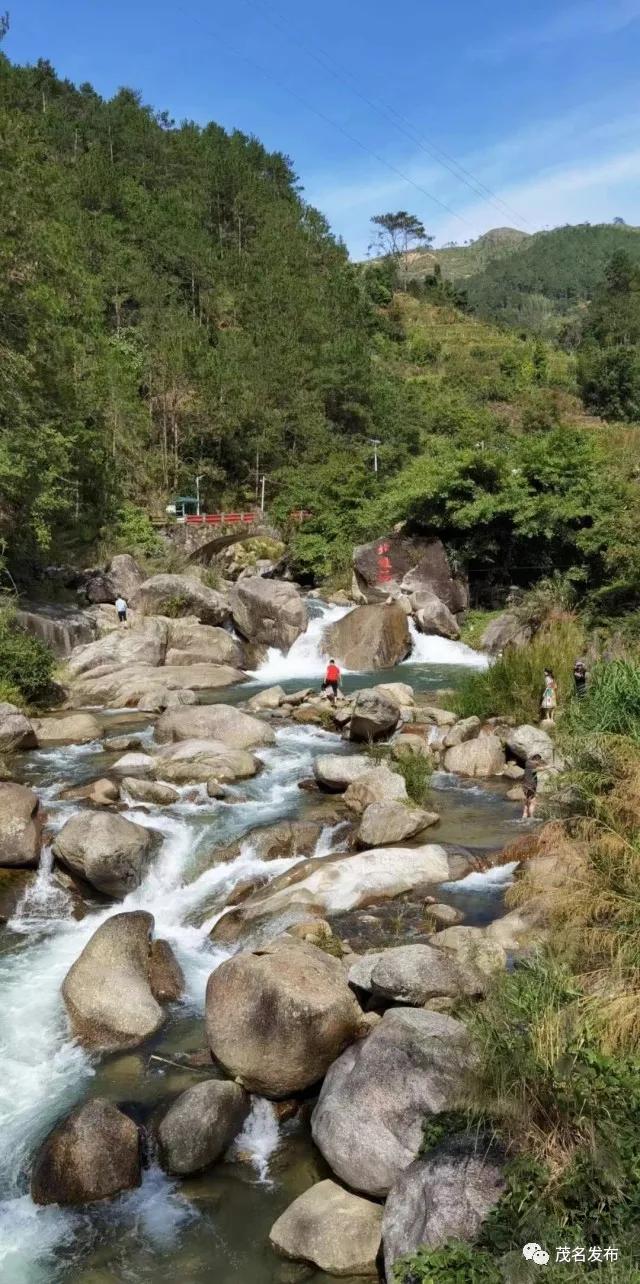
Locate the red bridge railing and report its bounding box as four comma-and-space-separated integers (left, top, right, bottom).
182, 510, 311, 526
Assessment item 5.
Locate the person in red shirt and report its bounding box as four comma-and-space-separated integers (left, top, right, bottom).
322, 659, 341, 703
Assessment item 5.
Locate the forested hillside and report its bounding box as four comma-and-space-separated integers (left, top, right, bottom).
0, 52, 414, 574
464, 222, 640, 334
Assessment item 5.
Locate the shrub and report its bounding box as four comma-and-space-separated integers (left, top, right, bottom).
158, 595, 191, 618
0, 608, 55, 706
393, 1243, 501, 1283
453, 617, 586, 723
112, 502, 163, 558
394, 751, 433, 804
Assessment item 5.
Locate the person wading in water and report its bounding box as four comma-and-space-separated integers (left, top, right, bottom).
322, 659, 341, 704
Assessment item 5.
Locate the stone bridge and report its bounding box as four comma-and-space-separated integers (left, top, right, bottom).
165, 517, 283, 564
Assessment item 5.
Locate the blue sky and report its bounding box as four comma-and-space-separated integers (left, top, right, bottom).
6, 0, 640, 256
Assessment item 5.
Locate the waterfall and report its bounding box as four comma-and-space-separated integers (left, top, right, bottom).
404, 619, 489, 668
248, 601, 352, 683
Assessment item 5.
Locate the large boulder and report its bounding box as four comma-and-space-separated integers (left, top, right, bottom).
349, 689, 400, 742
62, 911, 165, 1051
33, 712, 102, 746
382, 1137, 506, 1277
67, 617, 168, 676
52, 812, 154, 898
133, 573, 230, 625
155, 703, 275, 749
358, 802, 438, 847
122, 778, 180, 806
269, 1179, 382, 1277
314, 754, 373, 792
211, 845, 461, 943
351, 944, 463, 1004
444, 735, 505, 778
344, 765, 408, 813
157, 1080, 249, 1175
149, 938, 185, 1001
311, 1009, 475, 1196
153, 738, 258, 784
15, 601, 96, 657
31, 1098, 141, 1206
0, 783, 42, 867
429, 925, 506, 995
230, 577, 307, 650
164, 619, 243, 668
205, 938, 366, 1096
71, 661, 244, 708
0, 702, 37, 753
236, 820, 322, 862
324, 604, 410, 671
84, 553, 144, 605
504, 724, 554, 766
481, 611, 532, 654
412, 591, 460, 640
353, 535, 467, 612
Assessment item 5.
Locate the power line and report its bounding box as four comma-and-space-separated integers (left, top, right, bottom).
239, 0, 532, 231
174, 2, 475, 231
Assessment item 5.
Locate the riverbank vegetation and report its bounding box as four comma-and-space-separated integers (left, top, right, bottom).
395, 653, 640, 1283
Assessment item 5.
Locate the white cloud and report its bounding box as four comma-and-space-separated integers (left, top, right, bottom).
477, 0, 640, 61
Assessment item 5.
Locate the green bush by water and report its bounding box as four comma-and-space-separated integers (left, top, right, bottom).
0, 608, 55, 706
562, 659, 640, 743
453, 617, 586, 723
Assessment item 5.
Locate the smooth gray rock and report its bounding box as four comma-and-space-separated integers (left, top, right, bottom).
52, 811, 154, 898
349, 689, 400, 742
31, 1098, 141, 1206
230, 577, 307, 650
311, 1008, 475, 1196
158, 1080, 249, 1175
155, 703, 275, 749
0, 783, 42, 867
269, 1179, 382, 1276
0, 702, 37, 753
358, 802, 438, 846
412, 591, 460, 640
325, 604, 410, 672
443, 736, 505, 778
133, 573, 230, 625
443, 716, 481, 749
62, 911, 164, 1052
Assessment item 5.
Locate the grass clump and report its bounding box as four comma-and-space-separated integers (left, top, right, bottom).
393, 1242, 501, 1283
453, 616, 586, 723
0, 608, 55, 706
458, 609, 502, 650
562, 660, 640, 743
367, 742, 432, 805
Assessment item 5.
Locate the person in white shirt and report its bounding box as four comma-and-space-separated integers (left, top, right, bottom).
115, 596, 128, 625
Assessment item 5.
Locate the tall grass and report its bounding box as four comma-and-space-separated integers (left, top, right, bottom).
454, 616, 586, 723
562, 660, 640, 743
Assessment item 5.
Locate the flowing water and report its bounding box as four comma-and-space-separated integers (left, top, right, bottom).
0, 602, 521, 1284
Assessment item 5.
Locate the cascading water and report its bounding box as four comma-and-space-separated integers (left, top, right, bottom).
404, 618, 489, 668
248, 600, 352, 683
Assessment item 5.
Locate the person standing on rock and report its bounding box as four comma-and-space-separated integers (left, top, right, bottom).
322, 659, 341, 704
522, 753, 543, 820
115, 596, 128, 627
541, 669, 558, 724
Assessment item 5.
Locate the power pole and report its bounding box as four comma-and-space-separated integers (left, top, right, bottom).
196, 474, 205, 516
260, 475, 266, 513
368, 438, 382, 474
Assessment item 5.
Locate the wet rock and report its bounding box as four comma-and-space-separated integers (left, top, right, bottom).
443, 716, 481, 749
375, 682, 414, 707
382, 1136, 506, 1277
311, 1008, 475, 1196
230, 577, 308, 650
443, 735, 505, 778
149, 938, 185, 1001
0, 865, 35, 922
62, 778, 120, 807
52, 812, 155, 898
313, 754, 372, 792
62, 910, 164, 1051
121, 778, 180, 806
358, 802, 439, 846
504, 724, 554, 766
105, 734, 145, 753
269, 1179, 382, 1276
344, 766, 408, 814
226, 820, 322, 863
0, 783, 42, 867
0, 702, 37, 753
412, 591, 460, 640
205, 938, 366, 1097
132, 574, 230, 625
325, 604, 410, 672
111, 751, 155, 777
349, 688, 401, 742
71, 662, 244, 708
158, 1080, 249, 1175
153, 739, 258, 783
33, 712, 103, 746
31, 1098, 141, 1206
422, 903, 464, 930
155, 703, 275, 749
247, 685, 286, 711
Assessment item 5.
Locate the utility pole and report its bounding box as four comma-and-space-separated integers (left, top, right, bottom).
260, 475, 266, 514
196, 474, 205, 516
368, 438, 382, 475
